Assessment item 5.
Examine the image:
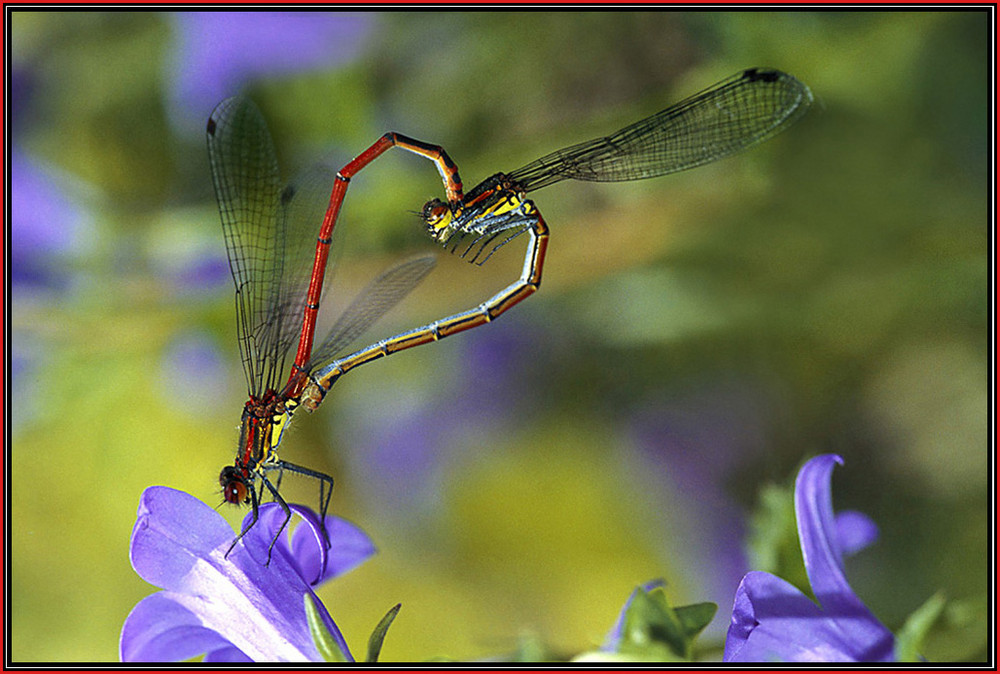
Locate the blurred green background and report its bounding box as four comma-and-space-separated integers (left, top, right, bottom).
10, 10, 988, 662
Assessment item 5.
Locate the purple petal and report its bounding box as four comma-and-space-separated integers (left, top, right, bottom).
794, 455, 895, 660
285, 503, 332, 584
125, 487, 350, 661
726, 571, 864, 662
121, 592, 241, 662
796, 456, 865, 612
291, 513, 376, 587
725, 456, 897, 662
203, 645, 253, 663
238, 501, 306, 568
796, 455, 851, 603
834, 510, 879, 557
129, 486, 234, 590
239, 502, 375, 589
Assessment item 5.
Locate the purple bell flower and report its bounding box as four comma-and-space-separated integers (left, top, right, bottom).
121, 486, 375, 662
724, 454, 896, 662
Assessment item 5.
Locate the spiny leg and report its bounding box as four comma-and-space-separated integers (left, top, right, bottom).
271, 460, 335, 550
258, 472, 292, 566
225, 477, 262, 559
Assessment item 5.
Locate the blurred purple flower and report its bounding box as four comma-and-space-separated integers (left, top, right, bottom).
357, 400, 442, 513
451, 316, 542, 419
11, 149, 91, 291
179, 253, 231, 291
120, 486, 375, 662
11, 148, 94, 433
167, 12, 374, 128
154, 245, 231, 297
10, 65, 39, 138
833, 509, 880, 557
157, 331, 228, 415
342, 317, 543, 514
724, 454, 895, 662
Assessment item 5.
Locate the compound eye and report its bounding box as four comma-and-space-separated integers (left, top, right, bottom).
220, 467, 248, 504
223, 480, 247, 505
422, 199, 448, 225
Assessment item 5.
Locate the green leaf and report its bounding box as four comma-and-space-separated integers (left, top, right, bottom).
746, 479, 809, 595
616, 586, 717, 661
304, 594, 349, 662
674, 602, 718, 639
894, 592, 946, 662
366, 603, 402, 662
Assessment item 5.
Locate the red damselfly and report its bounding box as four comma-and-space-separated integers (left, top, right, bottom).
207, 67, 811, 562
207, 98, 440, 561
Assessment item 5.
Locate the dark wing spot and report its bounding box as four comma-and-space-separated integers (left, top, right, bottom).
206, 117, 217, 135
744, 67, 781, 83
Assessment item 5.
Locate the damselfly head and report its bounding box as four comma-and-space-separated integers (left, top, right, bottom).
219, 465, 250, 506
421, 198, 456, 240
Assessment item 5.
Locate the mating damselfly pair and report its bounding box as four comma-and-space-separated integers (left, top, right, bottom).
207, 67, 813, 562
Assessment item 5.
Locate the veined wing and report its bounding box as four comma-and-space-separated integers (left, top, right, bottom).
207, 96, 337, 395
306, 255, 437, 371
509, 68, 812, 192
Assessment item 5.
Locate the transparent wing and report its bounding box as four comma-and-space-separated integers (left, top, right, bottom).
269, 164, 340, 382
306, 255, 438, 370
509, 68, 812, 191
207, 96, 336, 395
